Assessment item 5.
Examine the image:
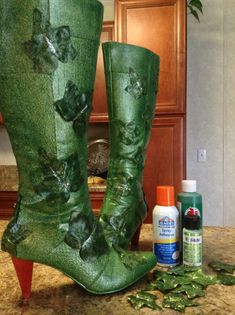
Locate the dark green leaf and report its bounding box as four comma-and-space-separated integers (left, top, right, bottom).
217, 274, 235, 285
80, 219, 109, 261
208, 261, 235, 274
117, 120, 141, 145
24, 8, 77, 74
65, 213, 109, 260
173, 283, 205, 299
128, 291, 162, 310
163, 293, 199, 313
55, 81, 92, 122
35, 149, 83, 205
1, 219, 32, 256
125, 67, 146, 99
64, 212, 94, 249
187, 5, 200, 22
189, 0, 203, 13
185, 269, 218, 287
167, 265, 198, 276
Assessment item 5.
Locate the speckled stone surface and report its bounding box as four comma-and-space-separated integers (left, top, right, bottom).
0, 223, 235, 315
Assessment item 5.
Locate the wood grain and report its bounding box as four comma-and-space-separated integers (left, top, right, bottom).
115, 0, 186, 114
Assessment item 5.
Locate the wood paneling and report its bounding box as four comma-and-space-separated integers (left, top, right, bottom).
115, 0, 186, 114
0, 191, 17, 219
90, 21, 114, 122
143, 116, 185, 222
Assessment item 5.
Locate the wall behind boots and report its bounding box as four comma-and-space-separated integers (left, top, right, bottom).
1, 0, 235, 226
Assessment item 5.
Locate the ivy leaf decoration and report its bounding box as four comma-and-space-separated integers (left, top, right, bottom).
1, 197, 32, 256
54, 81, 93, 137
24, 8, 77, 74
65, 212, 109, 260
163, 293, 199, 313
108, 175, 134, 198
208, 261, 235, 274
80, 219, 109, 261
35, 149, 83, 206
64, 212, 94, 249
125, 67, 146, 99
117, 120, 141, 145
167, 265, 198, 276
216, 274, 235, 286
54, 81, 93, 122
173, 283, 205, 299
152, 271, 192, 292
128, 291, 162, 310
185, 268, 218, 288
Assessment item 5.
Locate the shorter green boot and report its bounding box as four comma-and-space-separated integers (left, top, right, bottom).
100, 42, 160, 249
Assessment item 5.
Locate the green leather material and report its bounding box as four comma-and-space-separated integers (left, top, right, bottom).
0, 1, 157, 294
100, 42, 160, 248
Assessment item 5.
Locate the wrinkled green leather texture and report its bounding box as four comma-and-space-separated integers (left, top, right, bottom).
100, 42, 160, 248
0, 1, 157, 294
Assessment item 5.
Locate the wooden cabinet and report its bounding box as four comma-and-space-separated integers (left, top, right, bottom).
115, 0, 186, 114
143, 117, 185, 222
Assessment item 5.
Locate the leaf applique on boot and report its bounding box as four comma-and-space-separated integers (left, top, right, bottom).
1, 196, 32, 256
125, 67, 146, 99
54, 80, 93, 137
35, 148, 84, 205
24, 8, 77, 74
64, 211, 109, 261
116, 120, 141, 145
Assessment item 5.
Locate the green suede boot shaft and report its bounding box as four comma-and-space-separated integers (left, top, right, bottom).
100, 42, 160, 248
1, 2, 156, 294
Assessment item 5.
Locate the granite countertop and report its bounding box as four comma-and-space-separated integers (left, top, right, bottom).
0, 223, 235, 315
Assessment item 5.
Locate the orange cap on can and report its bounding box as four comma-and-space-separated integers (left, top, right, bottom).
156, 186, 175, 206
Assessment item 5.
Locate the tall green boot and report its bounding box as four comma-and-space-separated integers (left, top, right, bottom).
100, 42, 160, 248
0, 1, 156, 296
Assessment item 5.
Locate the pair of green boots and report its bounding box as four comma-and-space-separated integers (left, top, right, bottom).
0, 0, 160, 296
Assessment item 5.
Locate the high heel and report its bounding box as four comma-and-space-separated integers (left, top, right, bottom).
11, 256, 33, 301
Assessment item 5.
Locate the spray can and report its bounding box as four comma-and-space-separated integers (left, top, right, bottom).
153, 186, 180, 267
183, 211, 202, 267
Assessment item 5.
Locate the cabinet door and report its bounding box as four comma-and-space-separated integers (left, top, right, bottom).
91, 21, 114, 122
143, 116, 185, 222
115, 0, 186, 114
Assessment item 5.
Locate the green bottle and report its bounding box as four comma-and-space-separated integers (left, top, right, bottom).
177, 180, 202, 259
177, 180, 203, 228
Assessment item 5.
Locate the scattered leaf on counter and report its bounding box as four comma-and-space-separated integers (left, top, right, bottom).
127, 291, 162, 310
167, 265, 198, 276
185, 268, 218, 287
216, 274, 235, 285
208, 261, 235, 274
172, 282, 205, 299
163, 293, 199, 313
